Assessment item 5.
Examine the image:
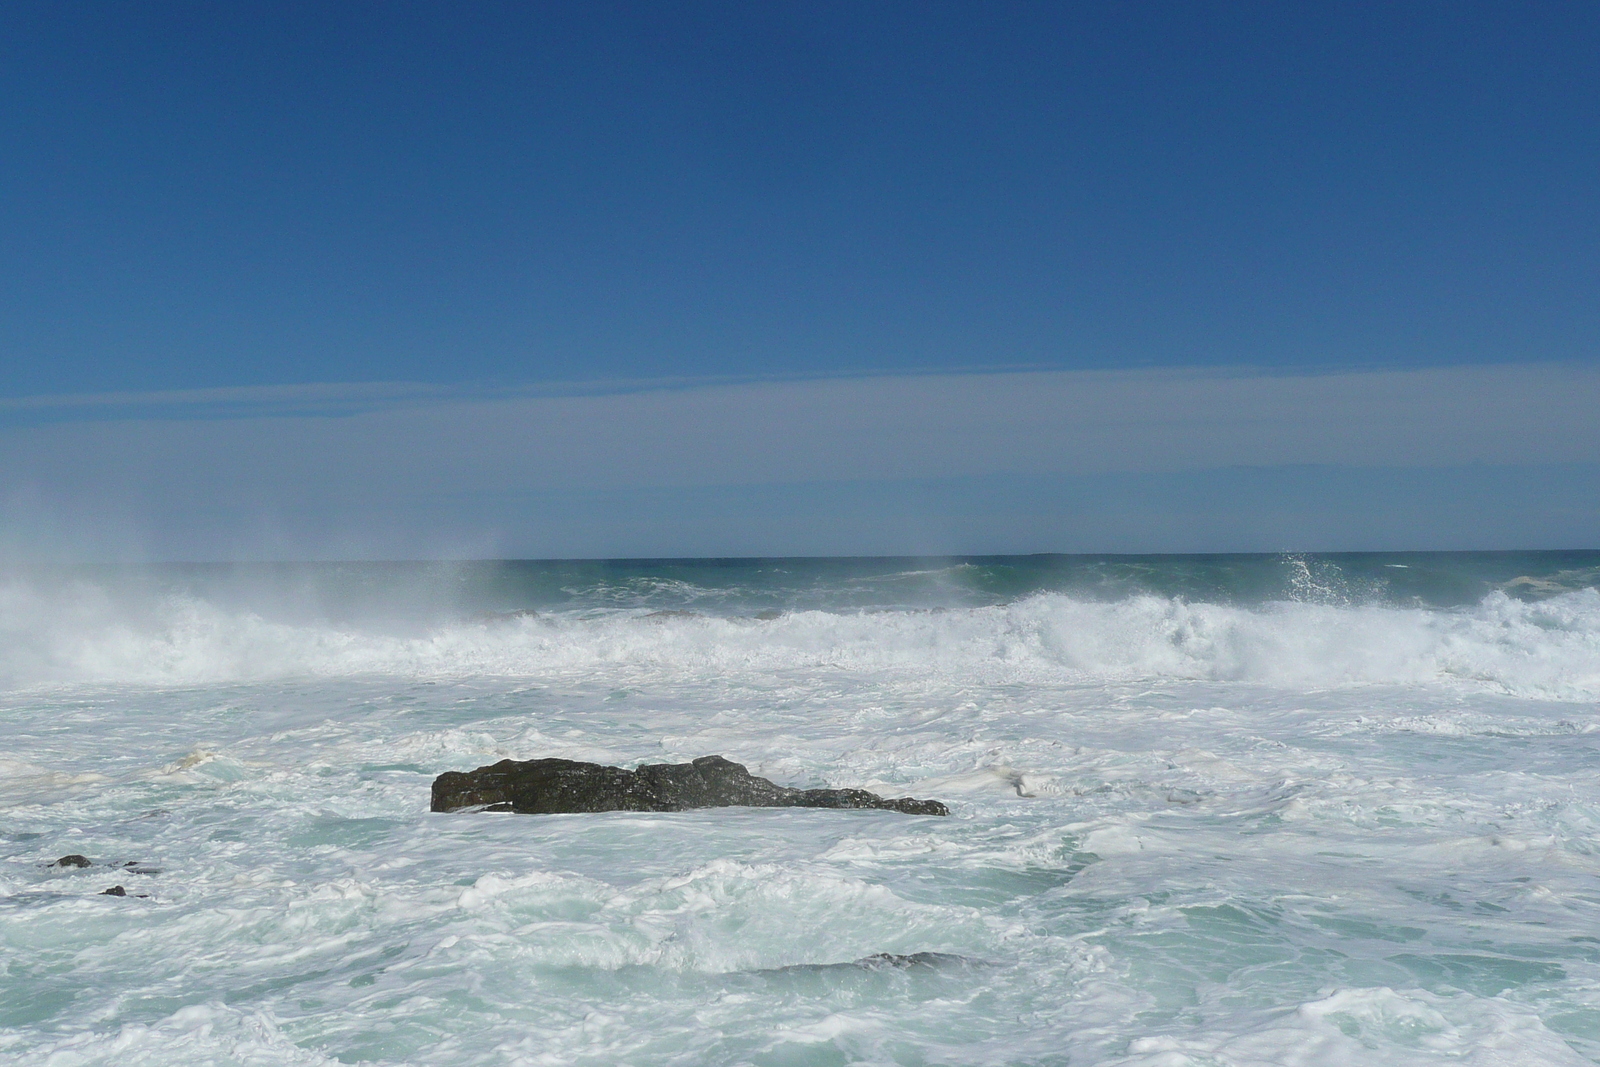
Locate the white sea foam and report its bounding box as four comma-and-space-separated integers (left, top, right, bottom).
3, 580, 1599, 699
1120, 987, 1592, 1066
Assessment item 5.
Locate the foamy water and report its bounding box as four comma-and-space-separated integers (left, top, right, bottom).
3, 555, 1599, 1065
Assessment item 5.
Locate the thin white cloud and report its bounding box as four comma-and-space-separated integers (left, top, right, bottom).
6, 362, 1596, 484
2, 362, 1596, 557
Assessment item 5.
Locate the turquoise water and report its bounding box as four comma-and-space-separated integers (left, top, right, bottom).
2, 553, 1599, 1064
48, 550, 1600, 620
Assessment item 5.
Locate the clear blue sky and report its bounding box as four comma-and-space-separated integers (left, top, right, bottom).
2, 2, 1597, 558
4, 1, 1597, 397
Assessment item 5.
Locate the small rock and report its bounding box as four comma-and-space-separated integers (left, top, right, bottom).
101, 885, 126, 896
52, 855, 92, 868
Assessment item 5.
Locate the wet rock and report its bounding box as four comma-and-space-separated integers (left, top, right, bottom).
431, 755, 948, 817
99, 884, 148, 897
856, 952, 969, 969
52, 855, 92, 868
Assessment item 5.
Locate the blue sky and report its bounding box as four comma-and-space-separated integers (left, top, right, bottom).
2, 2, 1597, 557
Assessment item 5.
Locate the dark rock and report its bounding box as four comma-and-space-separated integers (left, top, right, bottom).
101, 885, 126, 896
431, 755, 948, 817
856, 951, 969, 969
53, 854, 92, 868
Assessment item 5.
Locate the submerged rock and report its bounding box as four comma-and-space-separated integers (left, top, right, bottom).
855, 952, 969, 970
52, 855, 92, 868
431, 755, 948, 817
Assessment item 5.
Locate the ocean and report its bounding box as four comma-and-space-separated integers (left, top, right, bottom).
3, 551, 1599, 1066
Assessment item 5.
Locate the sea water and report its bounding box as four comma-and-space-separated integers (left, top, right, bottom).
2, 552, 1599, 1066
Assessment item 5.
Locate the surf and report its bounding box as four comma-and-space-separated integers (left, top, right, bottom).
2, 570, 1597, 700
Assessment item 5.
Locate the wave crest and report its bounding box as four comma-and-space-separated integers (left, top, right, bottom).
2, 581, 1597, 699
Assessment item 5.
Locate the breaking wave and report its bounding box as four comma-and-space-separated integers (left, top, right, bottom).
3, 578, 1597, 699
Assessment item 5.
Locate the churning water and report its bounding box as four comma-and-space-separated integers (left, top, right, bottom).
3, 552, 1599, 1065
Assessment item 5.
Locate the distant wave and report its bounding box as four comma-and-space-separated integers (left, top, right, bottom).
3, 579, 1597, 699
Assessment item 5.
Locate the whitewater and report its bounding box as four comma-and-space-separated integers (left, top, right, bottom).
3, 553, 1599, 1066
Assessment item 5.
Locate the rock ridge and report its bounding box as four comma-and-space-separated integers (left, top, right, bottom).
431, 755, 948, 817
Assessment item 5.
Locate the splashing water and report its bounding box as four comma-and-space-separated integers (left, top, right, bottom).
3, 553, 1599, 1065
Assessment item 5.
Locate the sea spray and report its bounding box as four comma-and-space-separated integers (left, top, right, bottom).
2, 579, 1597, 699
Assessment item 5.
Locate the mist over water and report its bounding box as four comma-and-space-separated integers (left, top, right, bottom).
4, 552, 1600, 1065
